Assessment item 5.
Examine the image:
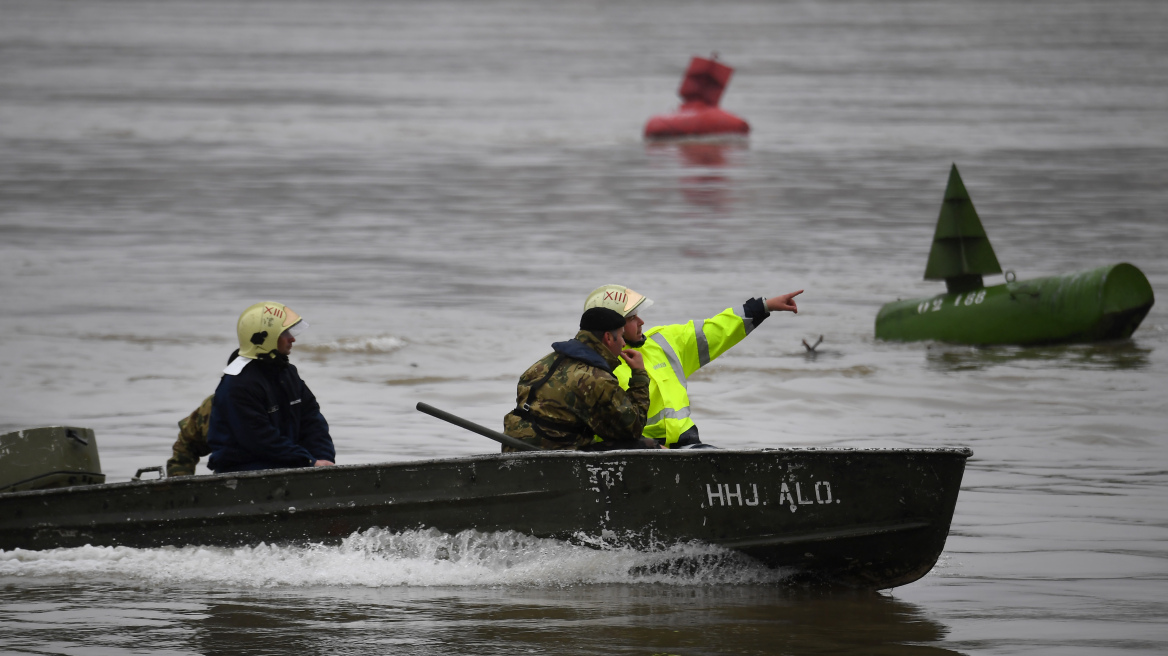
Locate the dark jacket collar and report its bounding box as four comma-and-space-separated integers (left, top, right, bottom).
551, 330, 622, 372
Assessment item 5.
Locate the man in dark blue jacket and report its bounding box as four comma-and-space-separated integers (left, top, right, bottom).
207, 301, 335, 473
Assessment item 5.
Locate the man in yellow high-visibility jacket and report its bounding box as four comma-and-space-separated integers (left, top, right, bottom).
584, 284, 803, 448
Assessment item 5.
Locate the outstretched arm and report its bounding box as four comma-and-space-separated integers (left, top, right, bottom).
765, 290, 803, 314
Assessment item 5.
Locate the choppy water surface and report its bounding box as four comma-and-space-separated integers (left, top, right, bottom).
1, 0, 1166, 654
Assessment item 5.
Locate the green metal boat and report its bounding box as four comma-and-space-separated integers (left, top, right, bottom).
876, 165, 1154, 346
0, 426, 970, 590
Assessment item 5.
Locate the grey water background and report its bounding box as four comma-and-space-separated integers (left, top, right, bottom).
1, 0, 1166, 653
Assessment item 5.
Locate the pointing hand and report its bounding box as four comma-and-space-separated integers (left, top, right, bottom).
766, 290, 803, 314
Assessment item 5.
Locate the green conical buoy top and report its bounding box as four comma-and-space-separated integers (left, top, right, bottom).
923, 164, 1002, 286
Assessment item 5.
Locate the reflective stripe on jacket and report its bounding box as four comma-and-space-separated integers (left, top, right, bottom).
613, 301, 767, 446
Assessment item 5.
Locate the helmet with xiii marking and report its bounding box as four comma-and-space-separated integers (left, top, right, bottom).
583, 284, 654, 318
235, 301, 307, 360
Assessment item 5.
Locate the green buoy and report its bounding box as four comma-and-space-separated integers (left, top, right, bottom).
875, 165, 1154, 346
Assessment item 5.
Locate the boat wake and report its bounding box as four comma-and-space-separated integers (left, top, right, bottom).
0, 528, 793, 588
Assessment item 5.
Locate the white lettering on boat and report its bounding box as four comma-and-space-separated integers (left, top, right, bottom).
779, 482, 794, 510
705, 483, 761, 507
585, 464, 626, 494
796, 482, 814, 505
706, 483, 723, 506
707, 479, 840, 512
745, 485, 760, 506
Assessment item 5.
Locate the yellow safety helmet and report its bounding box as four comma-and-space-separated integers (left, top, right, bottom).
583, 284, 654, 318
235, 301, 306, 360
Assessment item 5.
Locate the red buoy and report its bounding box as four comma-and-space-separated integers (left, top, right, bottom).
644, 55, 750, 140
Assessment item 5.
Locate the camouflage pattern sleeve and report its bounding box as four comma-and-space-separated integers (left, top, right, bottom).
625, 368, 652, 415
166, 395, 214, 477
578, 366, 650, 446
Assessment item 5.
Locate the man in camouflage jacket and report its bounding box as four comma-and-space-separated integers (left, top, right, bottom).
503, 306, 659, 451
166, 395, 213, 476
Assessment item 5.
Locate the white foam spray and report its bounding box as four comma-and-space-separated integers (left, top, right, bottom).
0, 528, 792, 588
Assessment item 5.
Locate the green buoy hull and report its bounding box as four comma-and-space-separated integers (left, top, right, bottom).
876, 263, 1154, 346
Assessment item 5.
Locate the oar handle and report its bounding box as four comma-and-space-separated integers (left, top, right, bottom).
415, 402, 539, 452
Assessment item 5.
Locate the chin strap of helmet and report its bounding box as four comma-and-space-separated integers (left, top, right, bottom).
256, 351, 290, 368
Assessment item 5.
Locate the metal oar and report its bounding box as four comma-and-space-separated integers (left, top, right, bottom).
415, 402, 538, 451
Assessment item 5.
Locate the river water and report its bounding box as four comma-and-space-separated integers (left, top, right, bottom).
1, 0, 1166, 653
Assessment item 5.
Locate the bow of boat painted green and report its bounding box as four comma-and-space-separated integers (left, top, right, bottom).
876, 165, 1154, 345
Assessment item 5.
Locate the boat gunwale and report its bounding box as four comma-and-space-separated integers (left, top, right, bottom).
0, 446, 973, 500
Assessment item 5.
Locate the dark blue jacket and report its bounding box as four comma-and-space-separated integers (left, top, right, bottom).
206, 358, 334, 473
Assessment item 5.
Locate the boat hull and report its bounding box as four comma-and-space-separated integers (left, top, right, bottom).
0, 448, 970, 589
